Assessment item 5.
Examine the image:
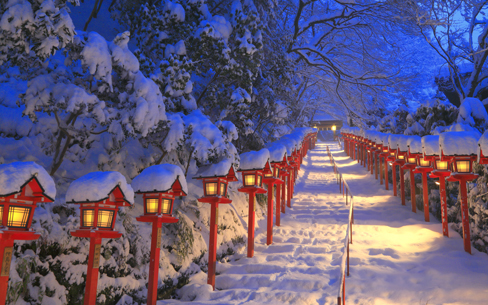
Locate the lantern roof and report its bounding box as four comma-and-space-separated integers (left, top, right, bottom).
0, 161, 56, 200
66, 171, 134, 205
238, 148, 271, 171
422, 135, 440, 156
407, 136, 422, 154
267, 143, 288, 163
388, 134, 402, 150
440, 131, 480, 156
132, 164, 188, 195
380, 133, 391, 147
478, 130, 488, 155
396, 135, 410, 152
194, 159, 238, 182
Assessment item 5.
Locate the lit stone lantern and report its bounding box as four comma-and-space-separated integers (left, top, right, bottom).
194, 159, 237, 289
403, 136, 422, 213
387, 134, 402, 197
237, 149, 269, 258
265, 144, 287, 243
0, 162, 55, 305
67, 171, 133, 305
412, 135, 437, 222
395, 135, 410, 206
132, 164, 187, 304
440, 131, 480, 254
423, 135, 450, 237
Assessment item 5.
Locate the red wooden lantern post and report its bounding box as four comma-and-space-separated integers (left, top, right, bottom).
343, 130, 350, 156
265, 145, 287, 244
440, 132, 480, 254
395, 136, 409, 206
132, 165, 187, 304
0, 162, 55, 305
238, 150, 269, 258
426, 137, 451, 237
379, 134, 391, 189
387, 135, 401, 196
68, 171, 133, 305
403, 136, 422, 213
412, 137, 435, 222
194, 160, 237, 289
287, 151, 299, 205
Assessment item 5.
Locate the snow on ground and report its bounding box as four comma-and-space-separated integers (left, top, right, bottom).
159, 141, 488, 305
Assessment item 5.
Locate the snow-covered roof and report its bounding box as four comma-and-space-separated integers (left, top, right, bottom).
66, 171, 134, 204
422, 135, 440, 156
132, 164, 188, 194
266, 143, 288, 163
397, 135, 410, 152
407, 136, 422, 154
194, 159, 236, 179
439, 131, 480, 156
478, 130, 488, 158
238, 148, 270, 171
0, 161, 56, 200
388, 134, 402, 149
380, 133, 390, 147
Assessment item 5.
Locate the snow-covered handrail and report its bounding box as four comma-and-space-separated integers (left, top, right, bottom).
326, 145, 354, 305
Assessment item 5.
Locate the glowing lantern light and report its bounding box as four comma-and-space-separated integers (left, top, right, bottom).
194, 160, 237, 290
67, 171, 133, 305
0, 162, 55, 305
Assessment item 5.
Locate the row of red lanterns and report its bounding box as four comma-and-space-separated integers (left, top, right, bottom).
0, 132, 318, 304
341, 128, 481, 255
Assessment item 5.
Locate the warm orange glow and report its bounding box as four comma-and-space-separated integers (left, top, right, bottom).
206, 182, 218, 195
332, 125, 336, 131
398, 155, 405, 160
8, 206, 31, 228
82, 209, 95, 227
244, 174, 256, 186
161, 199, 172, 214
418, 157, 430, 167
456, 160, 471, 173
408, 157, 417, 164
0, 205, 3, 225
257, 175, 262, 186
436, 160, 449, 170
146, 198, 158, 213
98, 210, 114, 228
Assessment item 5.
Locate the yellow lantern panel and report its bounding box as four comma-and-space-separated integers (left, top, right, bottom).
7, 206, 31, 228
332, 125, 336, 131
390, 152, 396, 156
244, 174, 255, 186
98, 210, 115, 228
418, 157, 430, 167
206, 182, 218, 195
146, 198, 158, 214
82, 209, 95, 227
161, 199, 172, 214
264, 172, 273, 178
408, 157, 417, 164
257, 175, 262, 186
456, 160, 471, 173
0, 205, 3, 225
220, 183, 227, 197
398, 155, 405, 160
383, 148, 388, 152
436, 160, 449, 170
274, 167, 280, 177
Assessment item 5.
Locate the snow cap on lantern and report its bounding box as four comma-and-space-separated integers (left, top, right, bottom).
194, 159, 238, 197
440, 131, 480, 173
66, 171, 133, 230
267, 143, 288, 178
478, 130, 488, 164
406, 136, 422, 164
0, 162, 55, 230
132, 164, 187, 216
238, 148, 271, 187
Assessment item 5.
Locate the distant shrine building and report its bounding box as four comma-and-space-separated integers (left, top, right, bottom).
310, 111, 343, 132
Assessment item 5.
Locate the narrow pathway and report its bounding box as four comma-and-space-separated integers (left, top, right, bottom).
329, 141, 488, 305
161, 141, 488, 305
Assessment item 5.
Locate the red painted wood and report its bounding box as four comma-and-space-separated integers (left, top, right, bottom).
439, 177, 449, 237
459, 181, 472, 254
422, 172, 430, 222
266, 184, 274, 245
384, 157, 389, 191
410, 169, 416, 213
208, 203, 218, 288
276, 184, 281, 226
147, 221, 162, 304
248, 193, 256, 257
0, 238, 14, 305
400, 168, 406, 206
392, 164, 397, 196
380, 156, 384, 185
83, 236, 102, 305
282, 176, 286, 214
